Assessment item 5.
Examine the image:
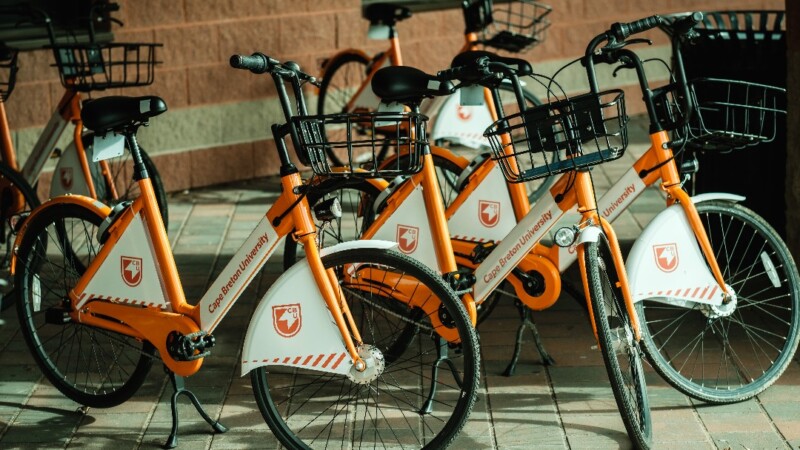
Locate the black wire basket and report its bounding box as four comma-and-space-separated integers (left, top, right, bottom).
50, 42, 161, 92
292, 112, 428, 178
486, 90, 628, 183
0, 49, 18, 102
654, 77, 785, 152
481, 0, 552, 53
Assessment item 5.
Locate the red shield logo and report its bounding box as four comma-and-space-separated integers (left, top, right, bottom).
456, 105, 472, 121
653, 243, 679, 273
121, 256, 143, 287
396, 225, 419, 254
478, 200, 500, 228
60, 168, 73, 189
272, 303, 302, 338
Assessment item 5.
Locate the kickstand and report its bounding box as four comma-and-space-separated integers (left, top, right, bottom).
164, 366, 227, 449
420, 336, 463, 415
503, 300, 555, 377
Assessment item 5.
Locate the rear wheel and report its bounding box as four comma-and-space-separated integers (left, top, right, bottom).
0, 162, 39, 311
15, 202, 154, 407
252, 248, 480, 449
636, 200, 800, 403
585, 233, 652, 449
317, 53, 371, 167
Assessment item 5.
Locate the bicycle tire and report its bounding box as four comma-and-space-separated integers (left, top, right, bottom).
15, 202, 155, 408
252, 247, 480, 449
430, 83, 553, 204
282, 178, 382, 269
0, 162, 41, 311
636, 200, 800, 403
316, 52, 371, 167
585, 233, 652, 449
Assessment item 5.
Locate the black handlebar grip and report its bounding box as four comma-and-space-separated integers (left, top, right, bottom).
611, 15, 662, 41
436, 56, 489, 81
230, 53, 270, 74
106, 3, 121, 12
671, 12, 704, 36
436, 65, 468, 81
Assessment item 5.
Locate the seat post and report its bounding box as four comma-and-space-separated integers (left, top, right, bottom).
124, 131, 149, 181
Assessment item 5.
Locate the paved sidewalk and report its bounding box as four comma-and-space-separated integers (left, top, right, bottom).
1, 118, 799, 449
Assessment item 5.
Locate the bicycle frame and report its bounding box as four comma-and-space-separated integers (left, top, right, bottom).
0, 88, 118, 201
323, 7, 520, 150
364, 141, 638, 338
11, 163, 389, 377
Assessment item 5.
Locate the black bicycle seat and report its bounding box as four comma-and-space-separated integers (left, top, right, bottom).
372, 66, 453, 105
451, 50, 533, 77
362, 3, 412, 25
81, 96, 167, 133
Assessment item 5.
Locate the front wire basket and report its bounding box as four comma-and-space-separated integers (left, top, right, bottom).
653, 77, 786, 152
292, 112, 428, 179
481, 0, 552, 53
486, 90, 628, 183
50, 42, 162, 91
0, 48, 18, 102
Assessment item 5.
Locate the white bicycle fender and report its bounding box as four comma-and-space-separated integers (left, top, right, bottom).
626, 203, 724, 306
691, 192, 745, 203
576, 225, 603, 245
241, 240, 398, 377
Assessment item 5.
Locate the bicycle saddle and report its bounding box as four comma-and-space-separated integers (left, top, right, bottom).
372, 66, 453, 105
362, 3, 412, 25
81, 96, 168, 132
451, 50, 533, 77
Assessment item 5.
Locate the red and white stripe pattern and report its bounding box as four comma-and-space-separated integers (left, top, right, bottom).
452, 235, 496, 243
77, 292, 168, 309
437, 131, 487, 142
245, 352, 349, 371
637, 285, 720, 302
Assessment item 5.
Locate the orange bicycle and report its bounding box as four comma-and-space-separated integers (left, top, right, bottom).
11, 52, 480, 449
318, 0, 554, 198
299, 12, 800, 407
0, 3, 167, 310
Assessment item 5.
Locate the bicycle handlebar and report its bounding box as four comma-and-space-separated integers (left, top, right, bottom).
437, 56, 527, 88
436, 56, 491, 82
230, 52, 274, 74
584, 12, 705, 134
609, 15, 663, 42
673, 12, 703, 34
230, 52, 318, 85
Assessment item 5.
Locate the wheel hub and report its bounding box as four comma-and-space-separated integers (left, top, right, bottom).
347, 344, 385, 385
702, 284, 737, 319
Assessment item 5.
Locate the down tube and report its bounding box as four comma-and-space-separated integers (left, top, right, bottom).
555, 166, 647, 272
473, 197, 565, 304
199, 216, 284, 333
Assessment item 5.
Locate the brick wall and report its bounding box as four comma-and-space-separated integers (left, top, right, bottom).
4, 0, 784, 193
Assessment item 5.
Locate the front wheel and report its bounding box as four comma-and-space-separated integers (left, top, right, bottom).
584, 233, 652, 449
252, 248, 480, 449
14, 202, 155, 407
636, 200, 800, 403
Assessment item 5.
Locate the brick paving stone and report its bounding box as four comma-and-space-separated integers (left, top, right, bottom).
712, 431, 791, 450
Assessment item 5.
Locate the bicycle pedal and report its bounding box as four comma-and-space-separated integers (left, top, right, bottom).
470, 241, 496, 264
167, 330, 216, 361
